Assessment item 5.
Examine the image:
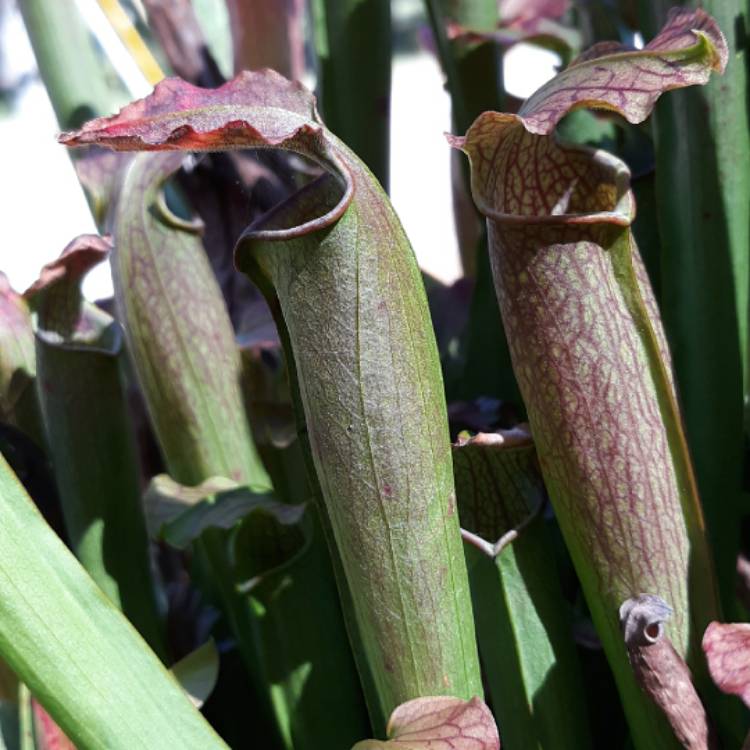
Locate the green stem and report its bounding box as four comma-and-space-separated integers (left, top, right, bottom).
310, 0, 391, 190
638, 0, 749, 620
35, 326, 166, 657
28, 239, 165, 657
19, 0, 122, 129
18, 685, 33, 750
423, 0, 521, 405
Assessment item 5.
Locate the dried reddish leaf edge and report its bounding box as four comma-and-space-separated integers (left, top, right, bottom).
58, 70, 355, 242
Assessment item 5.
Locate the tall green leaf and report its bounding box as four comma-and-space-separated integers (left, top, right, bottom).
424, 0, 502, 140
310, 0, 391, 190
110, 149, 369, 747
60, 68, 485, 719
19, 0, 122, 130
452, 9, 728, 748
0, 454, 226, 750
26, 236, 165, 656
638, 0, 750, 617
423, 0, 520, 406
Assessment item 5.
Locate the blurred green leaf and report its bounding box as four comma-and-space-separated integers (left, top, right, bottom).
424, 0, 521, 406
19, 0, 124, 130
191, 0, 234, 78
310, 0, 391, 189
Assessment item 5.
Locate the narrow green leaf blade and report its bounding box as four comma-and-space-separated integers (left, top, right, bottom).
452, 9, 726, 748
235, 505, 372, 750
422, 0, 518, 403
638, 0, 750, 619
26, 236, 165, 656
0, 454, 227, 750
310, 0, 391, 189
19, 0, 122, 130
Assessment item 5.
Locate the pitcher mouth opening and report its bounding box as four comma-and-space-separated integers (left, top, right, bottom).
239, 159, 351, 244
223, 124, 354, 248
233, 156, 351, 288
471, 137, 635, 229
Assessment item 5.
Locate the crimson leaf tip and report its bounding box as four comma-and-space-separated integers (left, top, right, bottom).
58, 69, 323, 152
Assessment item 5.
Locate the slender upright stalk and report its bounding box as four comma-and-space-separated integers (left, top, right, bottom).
423, 0, 519, 405
638, 0, 750, 616
310, 0, 391, 190
27, 236, 165, 657
19, 0, 122, 129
